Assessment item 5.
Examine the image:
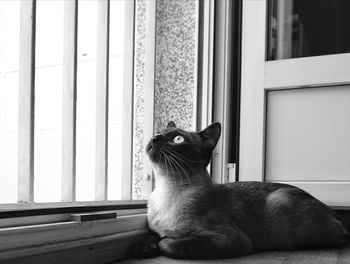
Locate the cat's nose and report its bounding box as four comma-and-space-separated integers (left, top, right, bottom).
152, 134, 163, 143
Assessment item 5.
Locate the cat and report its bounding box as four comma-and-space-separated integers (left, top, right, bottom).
133, 121, 350, 259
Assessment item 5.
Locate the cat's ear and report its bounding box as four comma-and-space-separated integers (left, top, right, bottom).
167, 121, 176, 129
199, 122, 221, 149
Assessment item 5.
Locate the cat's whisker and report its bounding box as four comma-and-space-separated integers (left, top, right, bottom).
165, 151, 192, 187
162, 151, 177, 186
160, 151, 170, 177
169, 158, 180, 185
168, 155, 187, 186
171, 150, 207, 163
163, 150, 185, 185
166, 154, 178, 186
160, 151, 172, 182
166, 150, 203, 168
165, 151, 198, 183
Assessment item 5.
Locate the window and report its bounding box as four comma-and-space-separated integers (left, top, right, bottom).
0, 0, 203, 261
0, 0, 20, 204
0, 0, 152, 260
0, 0, 151, 207
267, 0, 350, 60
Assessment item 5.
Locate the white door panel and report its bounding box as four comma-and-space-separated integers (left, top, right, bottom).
265, 85, 350, 182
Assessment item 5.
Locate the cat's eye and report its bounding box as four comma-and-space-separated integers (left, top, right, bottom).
173, 135, 184, 144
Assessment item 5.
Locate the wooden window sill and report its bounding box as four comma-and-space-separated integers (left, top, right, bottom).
0, 210, 148, 264
2, 230, 148, 264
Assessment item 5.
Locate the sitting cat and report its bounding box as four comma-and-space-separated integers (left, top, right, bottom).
133, 121, 350, 259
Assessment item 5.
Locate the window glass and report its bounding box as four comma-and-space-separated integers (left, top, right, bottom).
76, 0, 98, 201
0, 0, 133, 204
0, 0, 199, 205
34, 0, 64, 202
108, 0, 126, 200
0, 1, 20, 203
267, 0, 350, 60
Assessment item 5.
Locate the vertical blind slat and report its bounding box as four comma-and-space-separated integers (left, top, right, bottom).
62, 0, 78, 202
18, 0, 36, 203
121, 0, 136, 200
95, 0, 110, 201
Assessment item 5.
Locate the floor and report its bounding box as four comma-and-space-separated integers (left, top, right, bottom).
118, 244, 350, 264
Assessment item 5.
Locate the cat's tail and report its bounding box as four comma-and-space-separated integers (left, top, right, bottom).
332, 210, 350, 243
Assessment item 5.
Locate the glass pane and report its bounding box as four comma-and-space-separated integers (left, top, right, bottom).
108, 0, 126, 200
266, 86, 350, 182
76, 0, 98, 201
34, 0, 64, 202
0, 1, 20, 203
267, 0, 350, 60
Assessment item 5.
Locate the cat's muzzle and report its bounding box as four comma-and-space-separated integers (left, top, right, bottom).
146, 140, 162, 163
146, 141, 153, 153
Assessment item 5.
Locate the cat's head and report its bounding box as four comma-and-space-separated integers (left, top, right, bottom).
146, 121, 221, 170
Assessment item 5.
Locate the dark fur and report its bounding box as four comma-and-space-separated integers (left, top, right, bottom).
133, 122, 350, 259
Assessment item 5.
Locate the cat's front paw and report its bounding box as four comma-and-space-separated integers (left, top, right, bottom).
131, 238, 160, 258
159, 238, 181, 258
159, 237, 194, 259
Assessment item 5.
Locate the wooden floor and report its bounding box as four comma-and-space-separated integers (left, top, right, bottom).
118, 244, 350, 264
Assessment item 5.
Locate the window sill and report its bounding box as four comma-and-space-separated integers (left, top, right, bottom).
0, 200, 147, 212
1, 230, 148, 264
0, 200, 147, 227
0, 209, 148, 263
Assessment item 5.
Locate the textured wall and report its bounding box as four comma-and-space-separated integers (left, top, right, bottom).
133, 0, 198, 199
154, 0, 198, 132
133, 0, 147, 199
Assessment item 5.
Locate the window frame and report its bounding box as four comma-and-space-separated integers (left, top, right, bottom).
0, 0, 214, 262
210, 0, 242, 185
0, 0, 150, 261
2, 0, 146, 208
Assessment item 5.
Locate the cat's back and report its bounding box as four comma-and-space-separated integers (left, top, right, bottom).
217, 181, 349, 250
221, 181, 290, 197
214, 181, 289, 214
